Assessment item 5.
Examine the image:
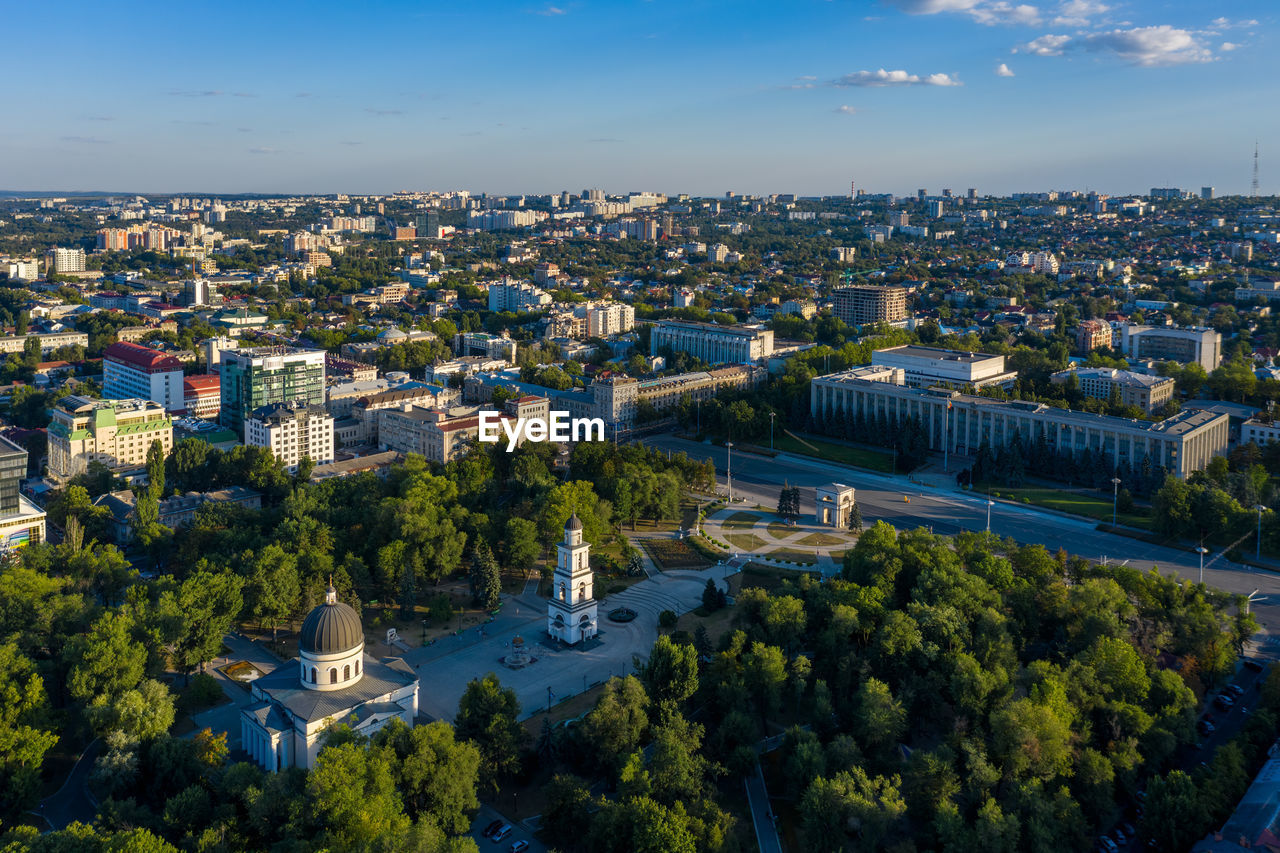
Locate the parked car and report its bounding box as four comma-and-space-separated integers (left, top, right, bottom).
1244, 659, 1265, 672
1215, 694, 1234, 710
1121, 822, 1137, 840
491, 825, 512, 843
1198, 719, 1216, 735
1227, 684, 1245, 697
510, 842, 530, 853
482, 820, 504, 838
1098, 837, 1119, 853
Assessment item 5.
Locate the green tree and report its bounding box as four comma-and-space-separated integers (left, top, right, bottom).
165, 570, 244, 680
66, 611, 146, 707
372, 719, 480, 834
503, 516, 540, 574
0, 641, 59, 822
639, 635, 699, 706
469, 540, 501, 610
308, 740, 412, 850
455, 673, 526, 790
579, 675, 650, 774
146, 439, 166, 498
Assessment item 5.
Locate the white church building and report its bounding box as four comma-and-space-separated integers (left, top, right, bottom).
547, 513, 599, 644
240, 584, 419, 771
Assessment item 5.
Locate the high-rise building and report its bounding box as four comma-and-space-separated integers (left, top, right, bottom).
1075, 319, 1114, 354
48, 396, 173, 480
46, 247, 86, 274
0, 435, 45, 551
245, 402, 334, 473
889, 211, 910, 228
488, 280, 551, 312
415, 210, 442, 239
832, 286, 909, 327
219, 346, 326, 438
103, 342, 186, 412
1201, 186, 1215, 200
183, 374, 222, 419
917, 189, 927, 201
929, 200, 945, 218
967, 188, 977, 201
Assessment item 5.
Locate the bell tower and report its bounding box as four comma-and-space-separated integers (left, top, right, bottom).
547, 513, 598, 644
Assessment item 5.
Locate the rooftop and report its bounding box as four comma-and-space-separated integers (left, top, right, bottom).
875, 345, 1002, 365
104, 341, 183, 371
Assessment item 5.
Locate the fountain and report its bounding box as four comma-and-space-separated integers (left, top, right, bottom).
502, 636, 534, 669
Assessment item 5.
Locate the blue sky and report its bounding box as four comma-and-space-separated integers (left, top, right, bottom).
3, 0, 1276, 196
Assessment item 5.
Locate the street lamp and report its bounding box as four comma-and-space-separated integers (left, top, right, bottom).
986, 499, 994, 533
1111, 477, 1122, 527
725, 441, 734, 503
1256, 504, 1267, 561
769, 412, 776, 451
1196, 545, 1208, 584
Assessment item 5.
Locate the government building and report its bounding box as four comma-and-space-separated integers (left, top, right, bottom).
811, 366, 1228, 479
240, 585, 419, 772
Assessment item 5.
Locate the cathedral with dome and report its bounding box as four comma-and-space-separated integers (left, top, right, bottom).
240, 584, 419, 772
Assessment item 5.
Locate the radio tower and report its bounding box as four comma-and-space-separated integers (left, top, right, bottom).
1252, 141, 1260, 198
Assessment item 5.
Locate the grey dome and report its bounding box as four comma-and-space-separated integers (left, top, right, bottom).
566, 513, 583, 531
300, 591, 363, 654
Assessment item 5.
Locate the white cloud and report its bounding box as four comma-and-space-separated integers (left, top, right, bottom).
834, 105, 858, 115
1018, 25, 1215, 65
969, 2, 1041, 26
1018, 33, 1071, 55
1052, 0, 1108, 26
996, 62, 1015, 76
1210, 17, 1258, 30
1081, 25, 1213, 65
882, 0, 980, 13
1221, 41, 1239, 51
534, 4, 566, 15
830, 68, 963, 87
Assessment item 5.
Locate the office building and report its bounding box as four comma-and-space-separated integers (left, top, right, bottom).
1118, 325, 1222, 371
48, 396, 173, 480
1241, 416, 1280, 448
183, 374, 221, 419
810, 369, 1228, 479
415, 210, 442, 239
377, 406, 519, 464
0, 435, 45, 551
352, 386, 445, 445
1201, 186, 1215, 200
870, 345, 1017, 390
103, 342, 186, 413
245, 402, 334, 473
487, 280, 551, 312
453, 332, 518, 363
219, 346, 326, 438
832, 286, 909, 327
1050, 367, 1176, 413
1076, 319, 1114, 353
649, 320, 774, 364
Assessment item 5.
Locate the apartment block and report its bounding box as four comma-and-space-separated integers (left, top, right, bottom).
0, 331, 88, 357
48, 396, 173, 480
1076, 319, 1114, 353
245, 403, 334, 473
183, 374, 222, 419
488, 280, 552, 312
832, 286, 909, 327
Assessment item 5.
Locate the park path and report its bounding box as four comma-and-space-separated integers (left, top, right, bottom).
701, 506, 857, 576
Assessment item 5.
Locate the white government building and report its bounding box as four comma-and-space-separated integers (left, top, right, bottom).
240, 585, 419, 772
547, 514, 599, 645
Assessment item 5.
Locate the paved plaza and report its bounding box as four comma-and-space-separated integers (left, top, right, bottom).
700, 505, 859, 575
405, 566, 732, 722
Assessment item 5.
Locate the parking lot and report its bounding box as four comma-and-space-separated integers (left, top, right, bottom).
469, 803, 546, 853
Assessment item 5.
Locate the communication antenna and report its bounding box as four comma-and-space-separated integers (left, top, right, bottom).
1252, 141, 1260, 198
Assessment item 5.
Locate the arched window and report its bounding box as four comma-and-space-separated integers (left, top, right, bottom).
355, 660, 360, 675
328, 668, 337, 684
310, 667, 317, 683
343, 664, 350, 680
558, 583, 566, 601
578, 582, 586, 601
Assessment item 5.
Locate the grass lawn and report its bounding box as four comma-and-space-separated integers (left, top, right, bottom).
773, 433, 894, 473
674, 602, 737, 647
767, 521, 796, 539
795, 531, 849, 547
984, 485, 1152, 529
723, 511, 763, 530
768, 549, 819, 565
736, 563, 810, 593
641, 538, 715, 571
725, 532, 767, 551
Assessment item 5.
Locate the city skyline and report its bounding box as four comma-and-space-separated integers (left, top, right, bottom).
3, 0, 1277, 196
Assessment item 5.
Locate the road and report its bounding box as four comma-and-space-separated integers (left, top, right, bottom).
744, 764, 783, 853
645, 435, 1280, 647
